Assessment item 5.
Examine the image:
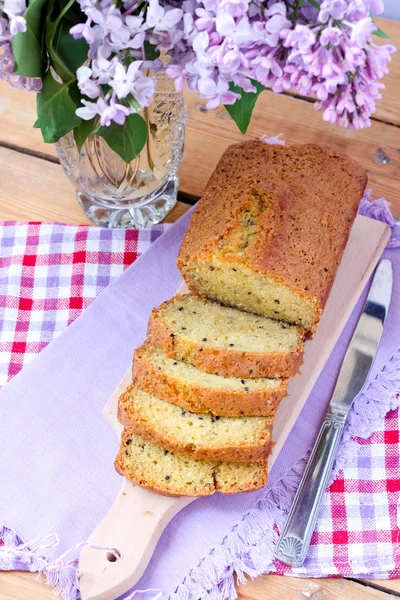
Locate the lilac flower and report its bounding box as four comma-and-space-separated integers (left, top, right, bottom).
108, 25, 130, 48
251, 52, 283, 85
350, 17, 377, 48
91, 57, 117, 84
320, 26, 342, 47
100, 96, 132, 126
110, 61, 143, 99
9, 75, 42, 91
65, 0, 396, 131
75, 98, 102, 121
76, 66, 100, 98
0, 41, 15, 77
203, 78, 239, 109
284, 25, 316, 50
8, 14, 26, 35
219, 0, 249, 19
222, 49, 248, 71
318, 0, 347, 23
76, 96, 131, 126
231, 73, 256, 93
1, 0, 394, 135
70, 20, 95, 44
146, 0, 183, 32
133, 73, 155, 107
87, 6, 122, 32
367, 0, 384, 14
3, 0, 26, 17
321, 102, 338, 124
0, 17, 11, 42
344, 44, 365, 68
350, 0, 384, 16
166, 64, 186, 91
264, 3, 291, 47
195, 9, 214, 33
3, 0, 26, 35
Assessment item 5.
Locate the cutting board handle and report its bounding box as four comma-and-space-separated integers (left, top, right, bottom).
79, 479, 194, 600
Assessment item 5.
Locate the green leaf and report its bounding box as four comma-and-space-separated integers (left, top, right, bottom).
45, 0, 88, 82
373, 27, 391, 39
224, 81, 264, 135
144, 41, 160, 62
58, 0, 85, 24
12, 0, 49, 77
36, 71, 81, 143
50, 19, 88, 77
33, 118, 40, 128
371, 15, 391, 39
96, 114, 148, 163
307, 0, 320, 8
73, 117, 95, 153
68, 80, 80, 105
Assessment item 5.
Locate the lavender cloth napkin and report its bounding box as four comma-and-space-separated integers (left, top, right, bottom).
0, 200, 399, 600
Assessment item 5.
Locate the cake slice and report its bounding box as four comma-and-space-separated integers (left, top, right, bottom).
118, 384, 273, 462
147, 294, 305, 379
115, 431, 268, 496
133, 342, 288, 417
177, 141, 367, 331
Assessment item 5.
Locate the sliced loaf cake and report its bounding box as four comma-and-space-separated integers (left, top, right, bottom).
115, 431, 268, 496
118, 384, 273, 462
177, 141, 367, 331
147, 294, 305, 379
133, 342, 288, 417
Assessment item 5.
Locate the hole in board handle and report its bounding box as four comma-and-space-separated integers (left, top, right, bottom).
106, 548, 121, 562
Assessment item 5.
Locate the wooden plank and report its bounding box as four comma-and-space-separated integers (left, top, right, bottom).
0, 572, 56, 600
1, 80, 398, 215
0, 146, 190, 224
238, 575, 399, 600
1, 571, 399, 600
367, 580, 400, 595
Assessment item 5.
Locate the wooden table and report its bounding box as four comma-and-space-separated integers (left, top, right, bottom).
0, 16, 399, 599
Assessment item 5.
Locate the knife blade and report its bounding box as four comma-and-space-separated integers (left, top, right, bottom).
273, 259, 393, 567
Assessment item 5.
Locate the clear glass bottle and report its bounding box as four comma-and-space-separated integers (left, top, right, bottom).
56, 71, 185, 229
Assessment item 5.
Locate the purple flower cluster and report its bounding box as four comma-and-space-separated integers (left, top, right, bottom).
0, 0, 41, 91
1, 0, 396, 130
164, 0, 396, 128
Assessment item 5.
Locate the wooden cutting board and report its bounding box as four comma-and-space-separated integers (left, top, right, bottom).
78, 215, 391, 600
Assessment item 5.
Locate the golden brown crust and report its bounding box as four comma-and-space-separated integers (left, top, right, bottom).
132, 343, 288, 417
177, 141, 367, 329
118, 387, 273, 462
115, 453, 267, 496
147, 306, 304, 379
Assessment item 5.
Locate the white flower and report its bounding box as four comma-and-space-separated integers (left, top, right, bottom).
109, 61, 143, 99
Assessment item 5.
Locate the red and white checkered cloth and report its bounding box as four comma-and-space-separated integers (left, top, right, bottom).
274, 407, 400, 578
0, 221, 166, 388
1, 219, 399, 579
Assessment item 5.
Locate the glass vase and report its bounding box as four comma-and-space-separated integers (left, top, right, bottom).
56, 72, 185, 229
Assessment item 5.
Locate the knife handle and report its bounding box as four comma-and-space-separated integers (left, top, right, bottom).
273, 411, 345, 567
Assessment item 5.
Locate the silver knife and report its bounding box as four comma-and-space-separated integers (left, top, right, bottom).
274, 259, 393, 567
